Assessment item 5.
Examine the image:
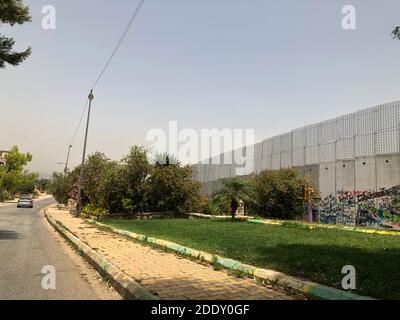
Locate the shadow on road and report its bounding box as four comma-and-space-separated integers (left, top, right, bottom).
0, 230, 22, 240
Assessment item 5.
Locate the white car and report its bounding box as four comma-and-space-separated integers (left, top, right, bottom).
17, 198, 33, 208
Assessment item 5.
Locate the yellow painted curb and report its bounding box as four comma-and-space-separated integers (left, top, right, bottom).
248, 219, 400, 236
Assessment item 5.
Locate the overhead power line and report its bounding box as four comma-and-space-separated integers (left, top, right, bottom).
91, 0, 145, 90
69, 99, 88, 147
67, 0, 146, 148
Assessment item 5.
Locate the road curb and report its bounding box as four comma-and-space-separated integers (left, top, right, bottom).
248, 219, 400, 237
89, 219, 375, 300
44, 211, 159, 300
186, 213, 400, 237
186, 212, 253, 220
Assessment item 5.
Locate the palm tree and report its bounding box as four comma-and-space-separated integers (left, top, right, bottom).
213, 178, 256, 220
152, 152, 180, 167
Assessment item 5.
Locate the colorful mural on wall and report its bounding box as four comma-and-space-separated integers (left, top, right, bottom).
319, 185, 400, 230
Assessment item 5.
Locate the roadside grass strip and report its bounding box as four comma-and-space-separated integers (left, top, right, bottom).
90, 219, 374, 300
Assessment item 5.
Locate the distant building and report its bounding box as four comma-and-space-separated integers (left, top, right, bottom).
0, 150, 9, 166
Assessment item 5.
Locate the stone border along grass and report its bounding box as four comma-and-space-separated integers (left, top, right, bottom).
248, 219, 400, 236
186, 212, 253, 220
43, 210, 159, 300
186, 213, 400, 237
88, 219, 375, 300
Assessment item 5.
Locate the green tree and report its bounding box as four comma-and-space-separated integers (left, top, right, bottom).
113, 146, 152, 214
0, 0, 32, 69
147, 164, 201, 214
49, 172, 73, 204
81, 152, 110, 208
0, 170, 23, 194
0, 145, 36, 195
98, 161, 127, 213
251, 169, 307, 220
47, 147, 203, 216
48, 171, 76, 204
37, 178, 50, 192
3, 145, 32, 172
16, 171, 38, 195
213, 178, 256, 220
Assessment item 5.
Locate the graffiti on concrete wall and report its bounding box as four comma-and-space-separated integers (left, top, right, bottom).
319, 185, 400, 229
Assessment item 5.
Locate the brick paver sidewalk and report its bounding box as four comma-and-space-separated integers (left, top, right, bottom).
47, 206, 303, 300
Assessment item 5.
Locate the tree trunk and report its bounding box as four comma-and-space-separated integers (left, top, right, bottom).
231, 200, 239, 221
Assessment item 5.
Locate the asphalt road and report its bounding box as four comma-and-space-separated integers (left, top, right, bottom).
0, 197, 119, 300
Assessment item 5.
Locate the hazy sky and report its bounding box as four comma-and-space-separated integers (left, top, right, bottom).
2, 0, 400, 176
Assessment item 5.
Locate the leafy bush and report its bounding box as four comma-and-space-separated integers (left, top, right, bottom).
16, 172, 38, 195
146, 164, 202, 214
251, 169, 307, 220
36, 178, 50, 192
0, 190, 12, 202
97, 161, 127, 213
81, 152, 111, 208
48, 147, 202, 216
81, 204, 107, 219
48, 170, 77, 204
120, 146, 151, 214
202, 200, 229, 215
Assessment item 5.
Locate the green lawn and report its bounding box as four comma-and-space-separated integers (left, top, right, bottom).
100, 218, 400, 299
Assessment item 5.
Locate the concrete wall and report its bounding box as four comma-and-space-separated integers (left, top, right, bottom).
319, 162, 335, 196
304, 165, 319, 190
193, 102, 400, 197
198, 154, 400, 197
377, 154, 400, 189
335, 160, 355, 193
355, 157, 376, 192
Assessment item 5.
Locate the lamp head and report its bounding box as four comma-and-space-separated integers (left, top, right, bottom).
88, 90, 94, 101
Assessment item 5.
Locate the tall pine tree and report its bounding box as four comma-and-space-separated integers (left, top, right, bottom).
0, 0, 32, 69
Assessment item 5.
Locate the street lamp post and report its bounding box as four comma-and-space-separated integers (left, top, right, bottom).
75, 90, 94, 216
64, 144, 72, 173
